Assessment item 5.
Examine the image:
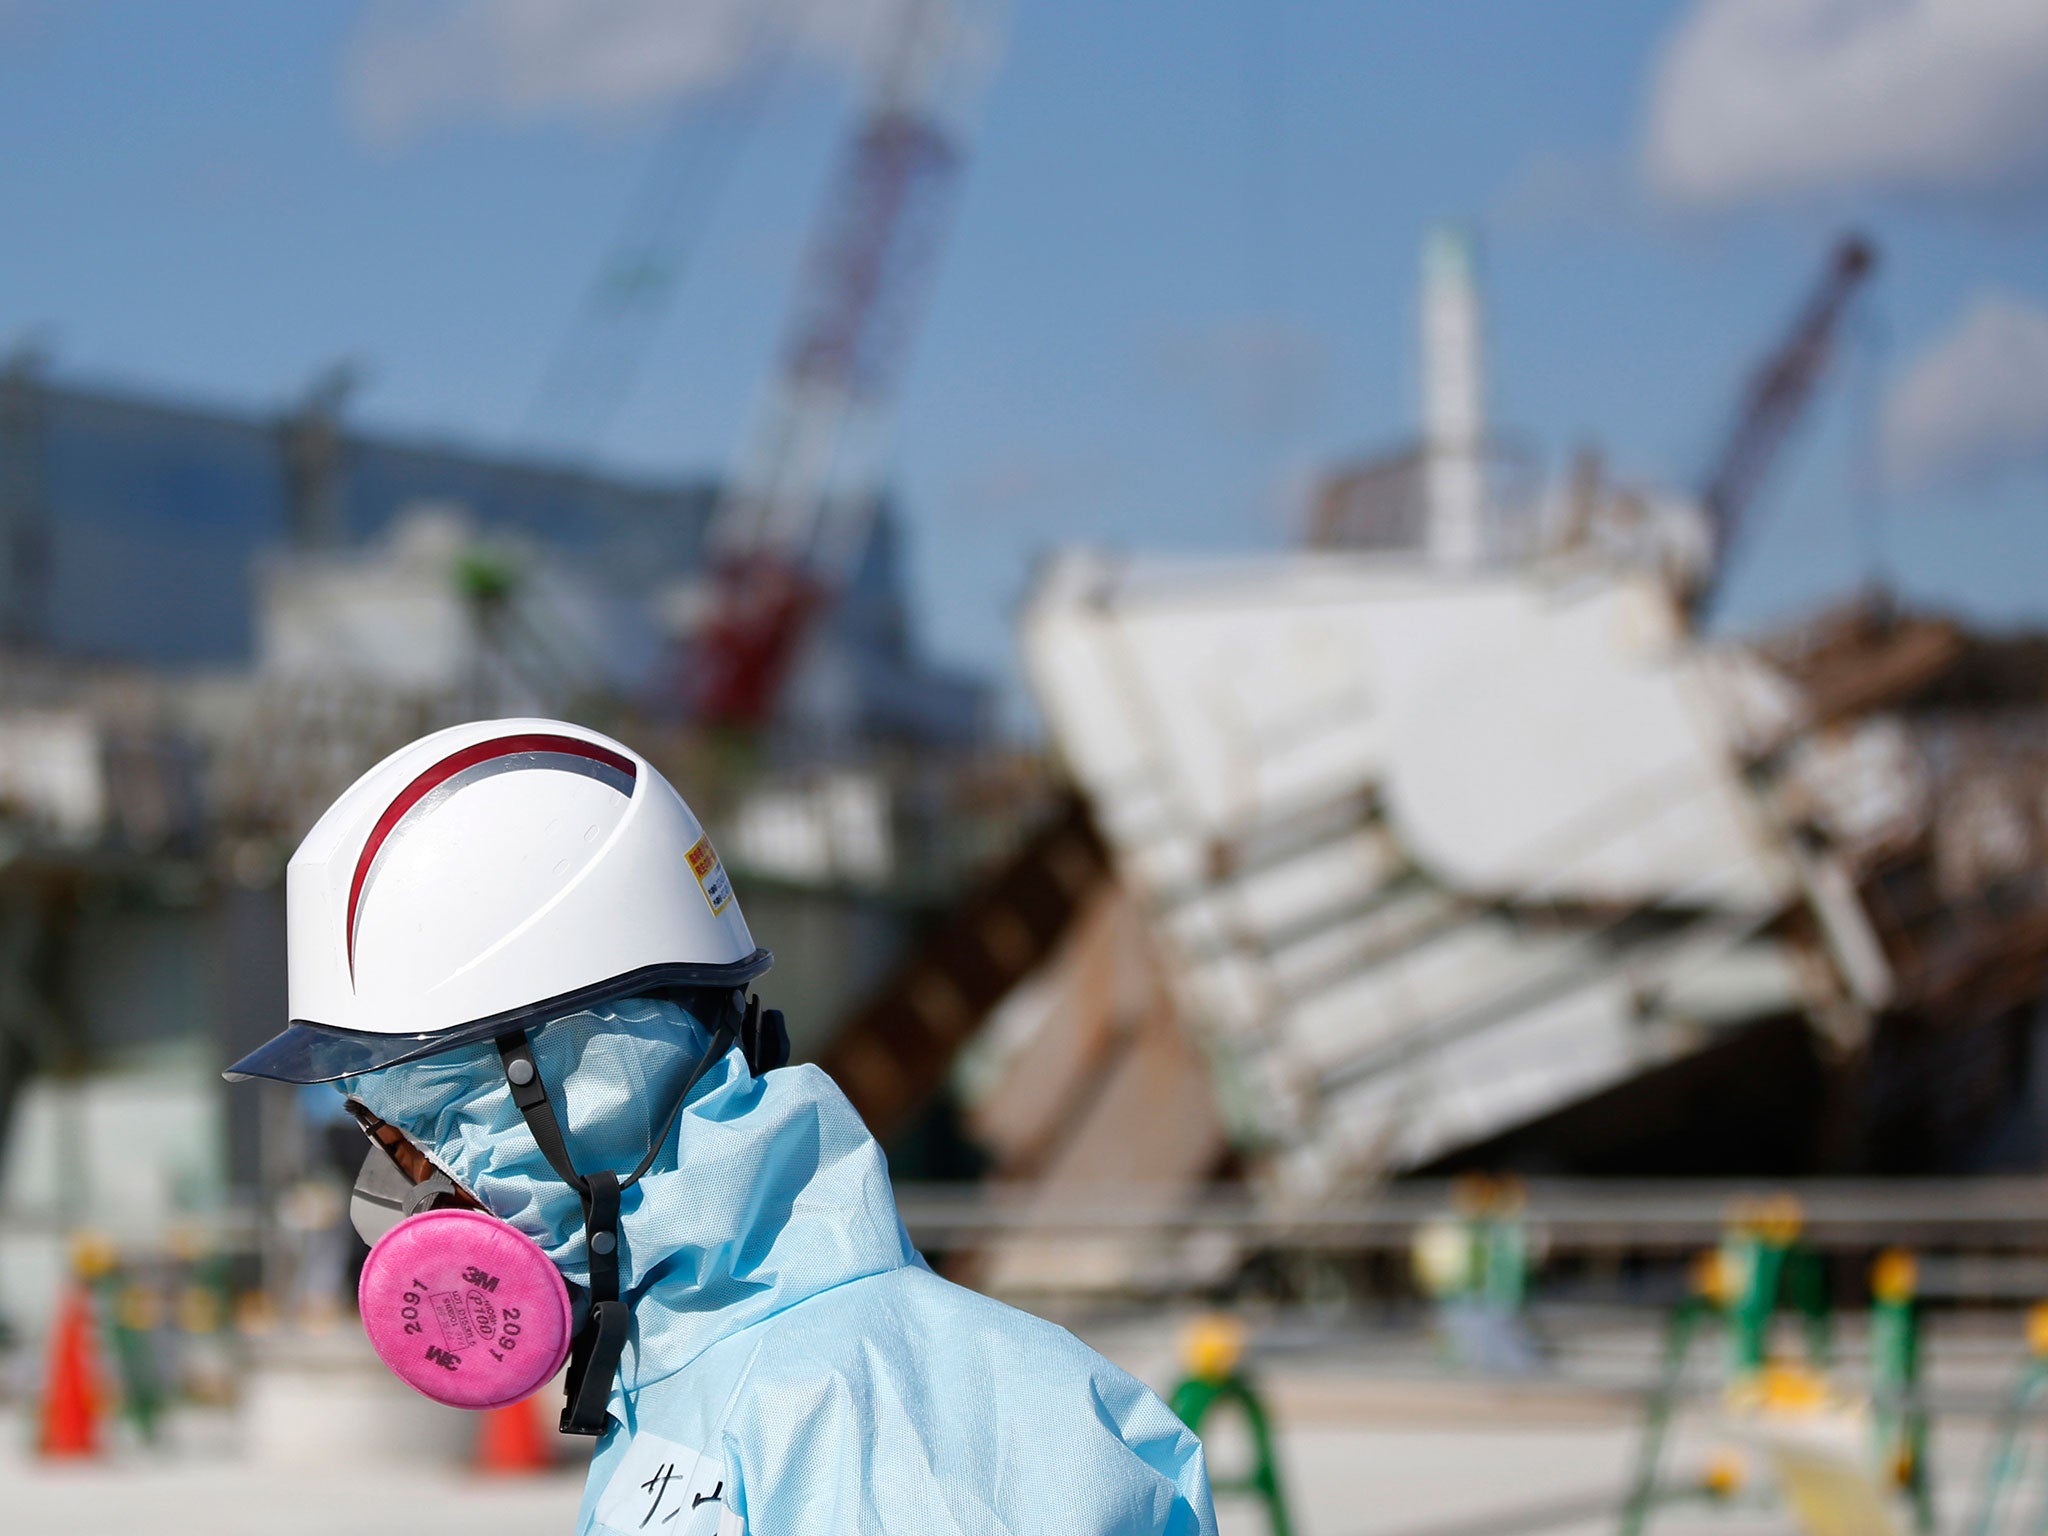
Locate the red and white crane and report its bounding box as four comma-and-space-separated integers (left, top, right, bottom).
1686, 234, 1877, 622
684, 0, 999, 728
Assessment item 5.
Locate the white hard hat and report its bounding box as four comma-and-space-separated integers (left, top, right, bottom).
225, 719, 770, 1084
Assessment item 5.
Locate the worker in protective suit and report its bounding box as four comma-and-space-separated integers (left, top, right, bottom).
227, 720, 1216, 1535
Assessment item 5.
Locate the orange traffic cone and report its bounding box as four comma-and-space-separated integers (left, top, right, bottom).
475, 1393, 551, 1474
37, 1285, 103, 1459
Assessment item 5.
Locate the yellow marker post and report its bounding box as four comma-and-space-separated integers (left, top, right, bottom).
1168, 1315, 1294, 1536
1869, 1249, 1932, 1531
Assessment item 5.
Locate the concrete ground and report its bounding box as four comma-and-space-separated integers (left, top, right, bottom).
0, 1310, 2027, 1536
4, 1452, 593, 1536
0, 1406, 1941, 1536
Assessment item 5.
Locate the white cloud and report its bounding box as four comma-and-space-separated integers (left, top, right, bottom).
1885, 291, 2048, 487
342, 0, 878, 145
1644, 0, 2048, 205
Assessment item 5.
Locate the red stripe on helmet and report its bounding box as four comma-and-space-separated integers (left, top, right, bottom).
346, 733, 637, 982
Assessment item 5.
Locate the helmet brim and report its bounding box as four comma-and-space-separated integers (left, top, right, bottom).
223, 950, 774, 1085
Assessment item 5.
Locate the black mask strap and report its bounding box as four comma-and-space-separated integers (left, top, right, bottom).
493, 996, 754, 1436
562, 1168, 624, 1436
498, 1034, 583, 1188
739, 995, 790, 1077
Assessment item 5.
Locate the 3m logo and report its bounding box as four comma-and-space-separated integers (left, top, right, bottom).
685, 835, 734, 916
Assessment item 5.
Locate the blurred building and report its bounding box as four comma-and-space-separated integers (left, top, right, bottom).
0, 354, 985, 748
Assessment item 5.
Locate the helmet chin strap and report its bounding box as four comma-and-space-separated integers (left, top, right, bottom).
494, 993, 786, 1436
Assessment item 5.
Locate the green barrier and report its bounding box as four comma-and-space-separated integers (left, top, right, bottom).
1619, 1199, 1925, 1536
1619, 1292, 1713, 1536
67, 1234, 164, 1447
1720, 1200, 1831, 1378
1169, 1316, 1295, 1536
88, 1264, 166, 1445
1965, 1305, 2048, 1536
1413, 1175, 1538, 1373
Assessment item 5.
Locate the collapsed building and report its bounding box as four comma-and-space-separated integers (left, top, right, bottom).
1019, 558, 2048, 1191
824, 232, 2048, 1299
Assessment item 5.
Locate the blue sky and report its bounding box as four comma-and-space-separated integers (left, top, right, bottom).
2, 0, 2045, 690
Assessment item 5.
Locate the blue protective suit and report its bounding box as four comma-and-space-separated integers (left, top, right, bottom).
342, 997, 1217, 1535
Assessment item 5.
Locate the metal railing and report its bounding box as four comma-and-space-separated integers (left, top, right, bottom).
895, 1178, 2048, 1256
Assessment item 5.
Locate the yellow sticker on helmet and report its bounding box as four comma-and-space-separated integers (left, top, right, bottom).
685, 835, 734, 915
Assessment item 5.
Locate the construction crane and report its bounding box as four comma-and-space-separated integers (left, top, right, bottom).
684, 0, 997, 728
1687, 234, 1877, 622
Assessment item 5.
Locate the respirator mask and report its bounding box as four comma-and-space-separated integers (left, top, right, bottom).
347, 1102, 576, 1411
346, 992, 789, 1430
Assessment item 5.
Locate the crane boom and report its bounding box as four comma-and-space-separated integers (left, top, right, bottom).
1688, 234, 1876, 621
686, 0, 994, 728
